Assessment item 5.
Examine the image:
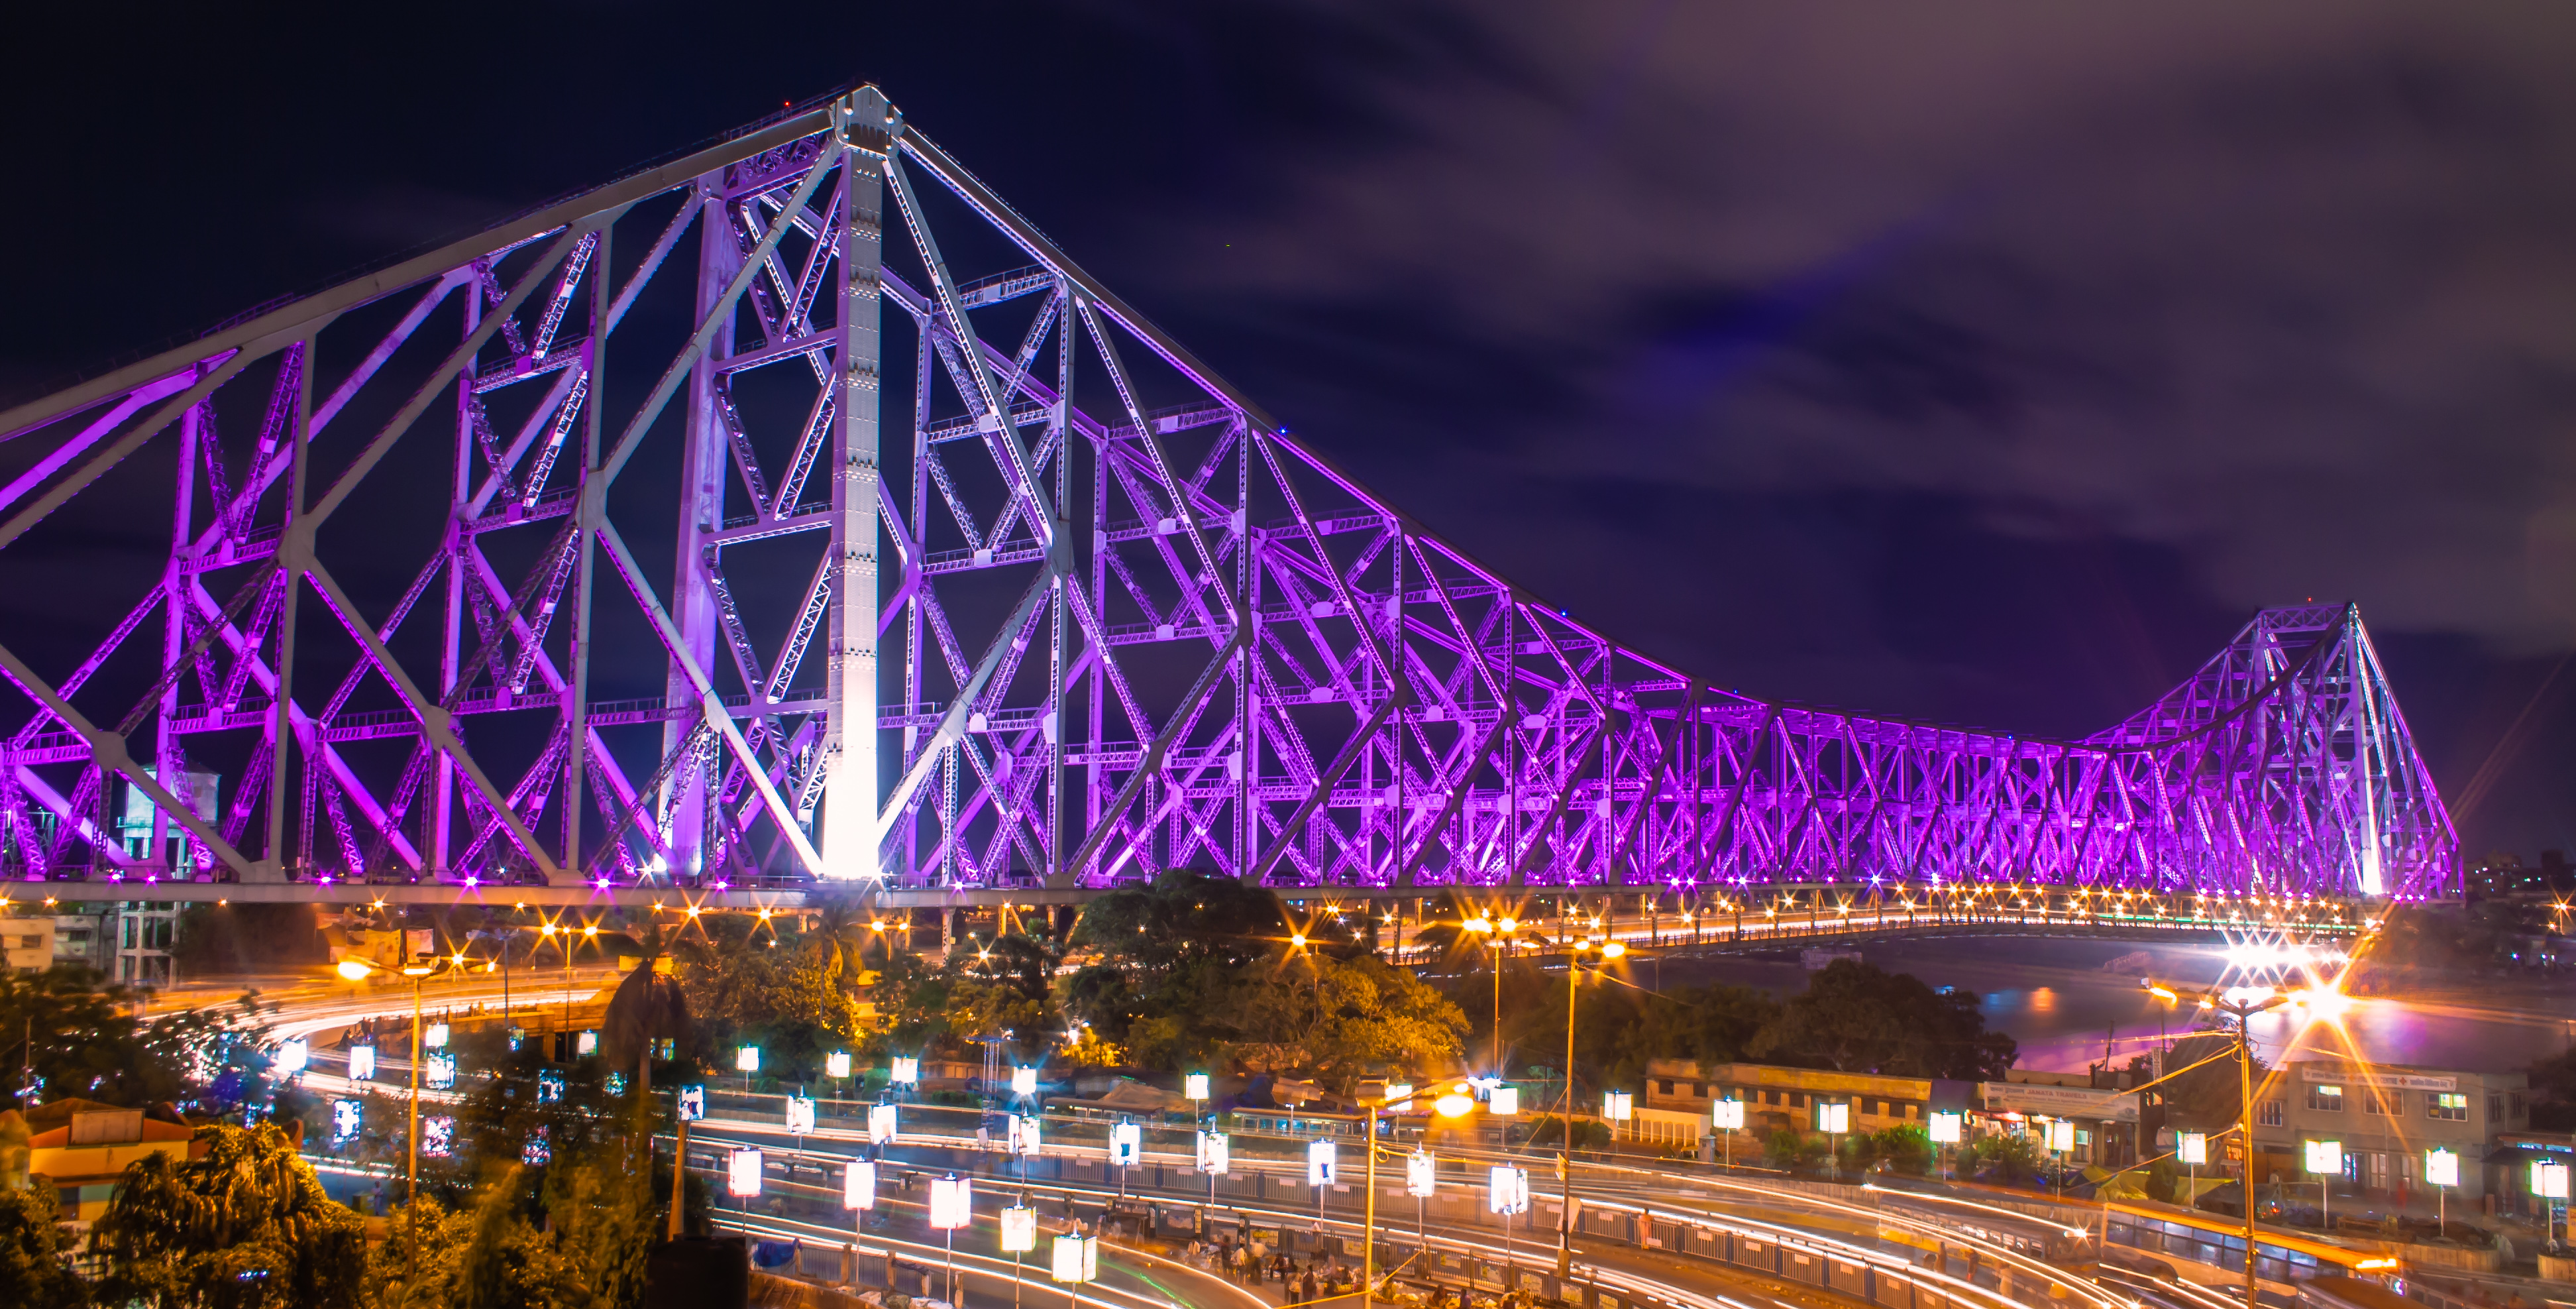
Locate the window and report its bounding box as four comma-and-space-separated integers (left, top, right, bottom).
2489, 1093, 2505, 1122
2365, 1088, 2398, 1116
1658, 1080, 1676, 1095
2306, 1085, 2344, 1113
2430, 1094, 2468, 1121
2257, 1100, 2284, 1127
1691, 1082, 1707, 1098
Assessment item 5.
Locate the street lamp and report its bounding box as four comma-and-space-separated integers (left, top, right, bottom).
1557, 937, 1623, 1279
2145, 976, 2286, 1309
335, 954, 445, 1200
1356, 1080, 1412, 1309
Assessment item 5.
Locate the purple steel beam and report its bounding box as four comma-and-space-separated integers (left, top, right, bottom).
0, 88, 2457, 899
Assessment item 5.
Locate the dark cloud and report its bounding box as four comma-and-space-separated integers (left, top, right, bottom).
1143, 2, 2576, 650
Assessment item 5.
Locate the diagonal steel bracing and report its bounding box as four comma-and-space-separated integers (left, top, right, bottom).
0, 88, 2457, 900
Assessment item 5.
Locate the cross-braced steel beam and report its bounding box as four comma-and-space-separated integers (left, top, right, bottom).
0, 89, 2456, 901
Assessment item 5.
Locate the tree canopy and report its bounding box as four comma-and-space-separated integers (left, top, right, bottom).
1746, 960, 2015, 1080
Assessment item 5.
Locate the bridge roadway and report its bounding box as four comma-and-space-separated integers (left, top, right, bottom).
54, 879, 2369, 963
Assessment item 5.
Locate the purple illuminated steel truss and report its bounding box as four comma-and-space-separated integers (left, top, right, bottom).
0, 89, 2455, 900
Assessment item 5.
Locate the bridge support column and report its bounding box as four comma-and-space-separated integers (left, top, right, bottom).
820, 90, 894, 881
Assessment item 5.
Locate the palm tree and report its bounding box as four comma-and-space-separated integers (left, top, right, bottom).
808, 893, 871, 984
602, 921, 690, 1098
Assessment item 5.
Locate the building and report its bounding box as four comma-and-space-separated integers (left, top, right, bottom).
0, 1099, 199, 1220
1644, 1058, 1975, 1139
0, 915, 53, 972
2252, 1059, 2526, 1202
1980, 1071, 2142, 1168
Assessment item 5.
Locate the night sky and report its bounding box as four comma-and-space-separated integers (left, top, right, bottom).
6, 3, 2575, 859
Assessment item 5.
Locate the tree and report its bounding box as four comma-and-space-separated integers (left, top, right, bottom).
602, 922, 690, 1097
0, 1182, 86, 1309
2159, 1033, 2266, 1132
1748, 960, 2015, 1079
0, 967, 280, 1115
93, 1121, 364, 1309
358, 1198, 470, 1309
945, 933, 1061, 1060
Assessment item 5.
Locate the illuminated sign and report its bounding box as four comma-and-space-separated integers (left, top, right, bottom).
787, 1096, 817, 1134
929, 1174, 973, 1229
1488, 1165, 1529, 1215
869, 1102, 897, 1143
1815, 1101, 1850, 1135
276, 1039, 308, 1074
539, 1071, 566, 1104
1715, 1099, 1746, 1132
425, 1053, 456, 1090
844, 1159, 877, 1210
1010, 1113, 1043, 1156
676, 1084, 704, 1121
1603, 1091, 1633, 1121
1489, 1086, 1519, 1117
1307, 1138, 1336, 1186
2178, 1132, 2207, 1166
2305, 1139, 2343, 1176
891, 1056, 919, 1086
728, 1148, 763, 1197
736, 1045, 761, 1072
1012, 1066, 1038, 1096
826, 1051, 853, 1079
349, 1045, 376, 1080
1197, 1130, 1230, 1176
330, 1099, 361, 1147
1051, 1234, 1099, 1284
1185, 1072, 1210, 1101
423, 1115, 454, 1158
1407, 1149, 1436, 1198
1929, 1110, 1963, 1145
2425, 1147, 2458, 1188
1110, 1121, 1142, 1167
1002, 1204, 1038, 1253
423, 1023, 449, 1049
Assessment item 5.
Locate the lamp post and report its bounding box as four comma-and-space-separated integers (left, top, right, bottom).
335, 953, 446, 1202
1356, 1080, 1412, 1309
2145, 978, 2286, 1309
1557, 937, 1624, 1279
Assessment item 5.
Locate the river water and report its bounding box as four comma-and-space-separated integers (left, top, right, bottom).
1650, 935, 2576, 1075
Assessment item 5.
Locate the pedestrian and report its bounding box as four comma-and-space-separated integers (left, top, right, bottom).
1301, 1269, 1318, 1304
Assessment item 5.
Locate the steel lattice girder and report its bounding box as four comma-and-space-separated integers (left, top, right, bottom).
0, 88, 2456, 901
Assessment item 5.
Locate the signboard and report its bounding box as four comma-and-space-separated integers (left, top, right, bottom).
891, 1056, 919, 1086
2306, 1139, 2343, 1176
1488, 1165, 1529, 1215
1010, 1113, 1043, 1156
425, 1053, 456, 1090
2425, 1147, 2459, 1188
576, 1030, 598, 1056
1052, 1234, 1099, 1284
2300, 1065, 2456, 1092
2178, 1132, 2208, 1167
1012, 1066, 1038, 1096
845, 1159, 877, 1210
423, 1115, 454, 1158
423, 1023, 449, 1049
1001, 1204, 1038, 1253
786, 1096, 817, 1135
330, 1099, 360, 1147
1928, 1110, 1962, 1145
276, 1039, 308, 1074
1980, 1082, 2141, 1124
2535, 1161, 2571, 1201
1307, 1138, 1336, 1186
1715, 1099, 1746, 1132
539, 1071, 566, 1104
826, 1051, 852, 1079
1490, 1086, 1519, 1117
1186, 1072, 1210, 1101
523, 1125, 551, 1166
1197, 1130, 1229, 1176
349, 1045, 376, 1081
1816, 1102, 1851, 1134
1407, 1149, 1436, 1198
676, 1084, 704, 1121
728, 1148, 763, 1197
868, 1102, 897, 1143
2045, 1119, 2076, 1153
1603, 1091, 1633, 1121
929, 1174, 973, 1229
736, 1045, 761, 1072
1110, 1121, 1142, 1167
